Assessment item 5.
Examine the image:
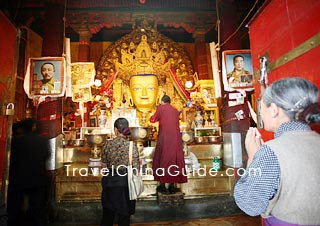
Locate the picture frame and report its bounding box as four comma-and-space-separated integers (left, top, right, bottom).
29, 57, 65, 96
198, 80, 217, 108
89, 115, 98, 127
182, 107, 196, 130
63, 120, 75, 131
182, 107, 195, 123
72, 86, 92, 102
222, 50, 254, 91
71, 62, 95, 86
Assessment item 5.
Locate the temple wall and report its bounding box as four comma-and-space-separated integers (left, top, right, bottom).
249, 0, 320, 139
0, 11, 17, 188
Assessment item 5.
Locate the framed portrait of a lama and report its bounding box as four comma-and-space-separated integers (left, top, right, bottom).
222, 50, 254, 91
25, 57, 65, 97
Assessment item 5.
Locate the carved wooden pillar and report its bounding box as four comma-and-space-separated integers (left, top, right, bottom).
78, 23, 92, 62
219, 0, 242, 51
193, 30, 209, 80
76, 23, 92, 127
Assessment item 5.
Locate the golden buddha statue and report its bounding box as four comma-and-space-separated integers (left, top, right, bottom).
129, 74, 159, 113
129, 74, 160, 126
94, 20, 196, 127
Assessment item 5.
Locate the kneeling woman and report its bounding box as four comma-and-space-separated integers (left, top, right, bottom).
101, 118, 140, 226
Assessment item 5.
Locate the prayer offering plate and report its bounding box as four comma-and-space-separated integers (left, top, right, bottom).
181, 131, 194, 144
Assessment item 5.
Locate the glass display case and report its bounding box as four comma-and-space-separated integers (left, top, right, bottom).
194, 127, 221, 137
194, 126, 222, 144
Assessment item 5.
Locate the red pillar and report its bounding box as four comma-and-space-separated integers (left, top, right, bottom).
78, 40, 91, 62
41, 2, 64, 57
193, 30, 209, 80
78, 24, 91, 62
38, 0, 65, 204
38, 0, 65, 138
219, 0, 242, 51
77, 24, 92, 127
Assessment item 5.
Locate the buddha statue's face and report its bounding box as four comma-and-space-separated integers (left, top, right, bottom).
130, 75, 159, 112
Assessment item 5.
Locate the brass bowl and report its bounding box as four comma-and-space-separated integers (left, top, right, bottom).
129, 127, 152, 142
207, 136, 222, 144
194, 136, 208, 144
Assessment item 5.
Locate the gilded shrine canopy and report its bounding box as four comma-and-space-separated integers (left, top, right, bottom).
94, 17, 195, 111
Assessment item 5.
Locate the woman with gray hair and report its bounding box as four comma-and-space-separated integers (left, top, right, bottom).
234, 77, 320, 225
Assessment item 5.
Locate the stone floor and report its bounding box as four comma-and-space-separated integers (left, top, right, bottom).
48, 195, 258, 226
49, 214, 262, 226
130, 215, 262, 226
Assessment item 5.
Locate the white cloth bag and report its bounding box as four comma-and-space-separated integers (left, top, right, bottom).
127, 141, 144, 200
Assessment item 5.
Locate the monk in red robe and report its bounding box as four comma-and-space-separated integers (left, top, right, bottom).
150, 95, 187, 194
